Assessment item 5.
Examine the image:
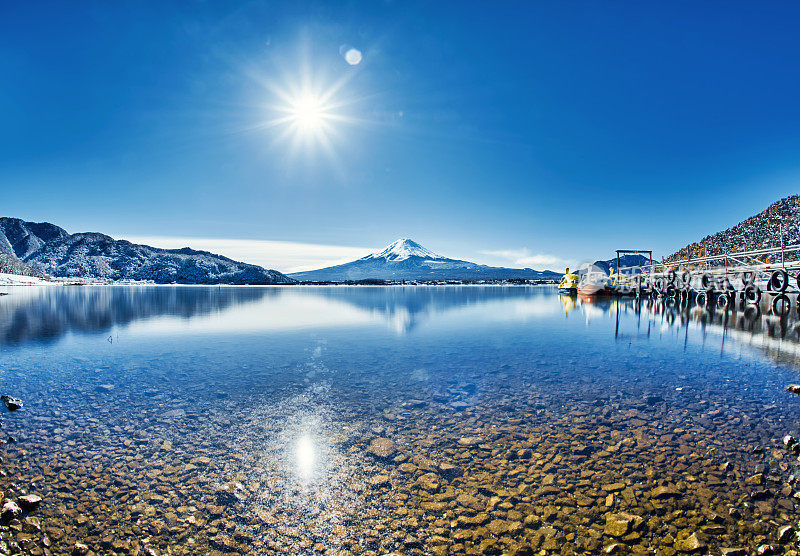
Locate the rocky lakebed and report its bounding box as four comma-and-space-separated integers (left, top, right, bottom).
4, 367, 800, 556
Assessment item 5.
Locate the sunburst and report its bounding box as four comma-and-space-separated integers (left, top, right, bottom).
263, 71, 356, 161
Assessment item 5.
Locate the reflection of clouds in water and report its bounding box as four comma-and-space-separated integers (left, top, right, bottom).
128, 292, 375, 334
511, 299, 561, 318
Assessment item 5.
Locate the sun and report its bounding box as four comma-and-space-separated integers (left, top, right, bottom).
257, 51, 369, 162
265, 86, 344, 152
288, 94, 330, 131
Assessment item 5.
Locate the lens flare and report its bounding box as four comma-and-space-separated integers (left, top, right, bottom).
344, 48, 362, 65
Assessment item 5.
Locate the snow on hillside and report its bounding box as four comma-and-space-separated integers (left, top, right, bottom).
666, 195, 800, 262
290, 238, 561, 282
0, 272, 51, 286
0, 217, 295, 285
361, 238, 444, 261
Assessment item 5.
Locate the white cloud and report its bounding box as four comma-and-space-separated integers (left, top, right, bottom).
121, 236, 373, 274
479, 248, 579, 272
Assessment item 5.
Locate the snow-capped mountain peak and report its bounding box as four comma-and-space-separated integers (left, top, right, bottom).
363, 238, 444, 261
290, 236, 560, 281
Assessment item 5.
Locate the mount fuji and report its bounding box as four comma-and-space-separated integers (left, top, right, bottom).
288, 238, 561, 282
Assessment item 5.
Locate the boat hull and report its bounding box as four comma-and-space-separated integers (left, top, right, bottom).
578, 284, 613, 296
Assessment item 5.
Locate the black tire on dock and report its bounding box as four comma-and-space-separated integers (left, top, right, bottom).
769, 269, 789, 292
772, 293, 791, 317
741, 271, 755, 286
653, 277, 665, 296
666, 269, 676, 284
744, 304, 760, 322
666, 284, 678, 299
701, 273, 714, 289
680, 271, 691, 286
722, 278, 735, 291
716, 291, 731, 310
696, 290, 709, 309
744, 285, 761, 304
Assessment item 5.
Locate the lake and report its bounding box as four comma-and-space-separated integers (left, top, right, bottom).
2, 285, 800, 555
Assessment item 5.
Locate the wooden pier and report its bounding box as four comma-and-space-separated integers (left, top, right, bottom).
612, 245, 800, 316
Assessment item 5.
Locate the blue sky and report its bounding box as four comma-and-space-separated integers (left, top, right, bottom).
2, 1, 800, 272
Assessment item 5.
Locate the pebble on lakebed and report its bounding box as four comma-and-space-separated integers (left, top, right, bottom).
3, 377, 800, 554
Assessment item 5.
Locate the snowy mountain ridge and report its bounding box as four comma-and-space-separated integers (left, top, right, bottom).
361, 238, 444, 261
290, 238, 560, 282
0, 217, 294, 285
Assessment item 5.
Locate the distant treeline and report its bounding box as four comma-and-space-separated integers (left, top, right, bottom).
298, 278, 557, 286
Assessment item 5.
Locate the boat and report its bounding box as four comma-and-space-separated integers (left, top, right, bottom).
558, 267, 579, 294
608, 267, 635, 296
577, 264, 614, 297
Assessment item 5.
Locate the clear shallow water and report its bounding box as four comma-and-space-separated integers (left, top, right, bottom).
3, 286, 800, 555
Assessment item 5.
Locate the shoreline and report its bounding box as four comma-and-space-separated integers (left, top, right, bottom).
0, 279, 559, 288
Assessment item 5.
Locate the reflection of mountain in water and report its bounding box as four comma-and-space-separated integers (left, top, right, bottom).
0, 285, 555, 345
306, 286, 552, 332
0, 286, 276, 345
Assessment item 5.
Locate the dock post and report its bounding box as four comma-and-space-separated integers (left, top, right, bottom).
724, 236, 728, 283
781, 222, 785, 269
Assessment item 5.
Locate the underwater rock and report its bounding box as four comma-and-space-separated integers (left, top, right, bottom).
18, 494, 41, 510
368, 474, 390, 488
366, 437, 397, 459
1, 500, 21, 521
674, 532, 705, 552
720, 549, 746, 556
604, 512, 642, 537
651, 485, 681, 499
643, 393, 663, 405
0, 396, 22, 411
777, 525, 795, 543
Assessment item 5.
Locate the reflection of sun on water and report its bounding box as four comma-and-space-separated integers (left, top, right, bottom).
295, 433, 316, 480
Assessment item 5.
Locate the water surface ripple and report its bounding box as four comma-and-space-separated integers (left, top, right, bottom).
2, 286, 800, 555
